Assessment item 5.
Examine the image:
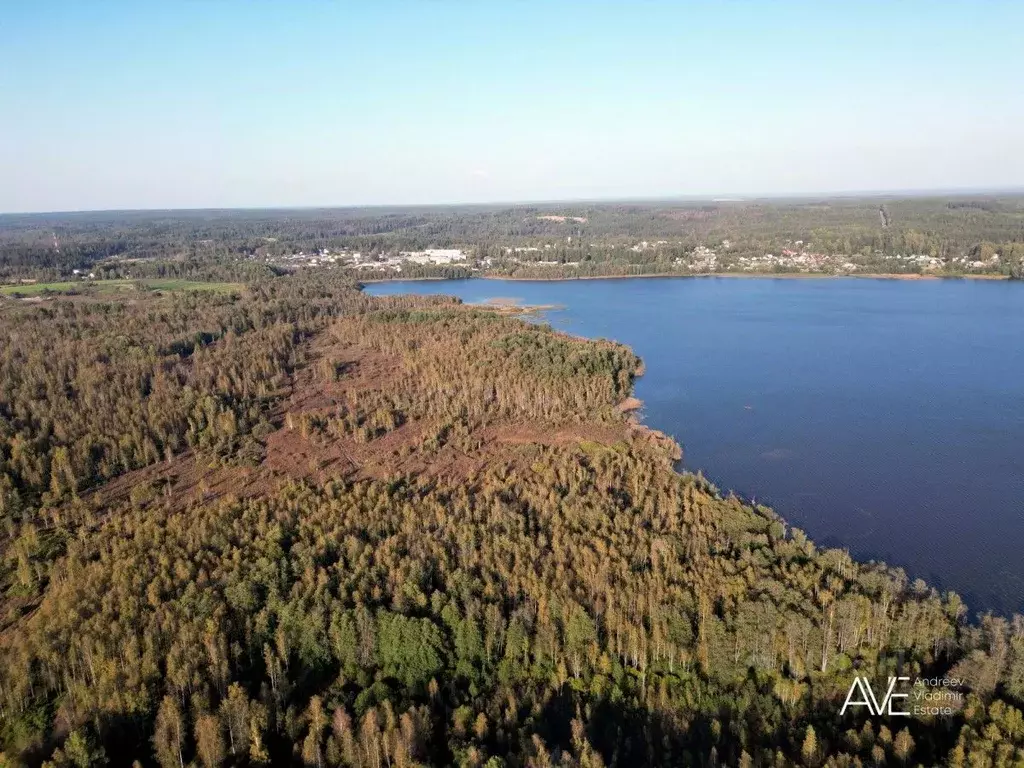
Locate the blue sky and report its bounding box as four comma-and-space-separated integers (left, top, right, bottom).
2, 1, 1022, 212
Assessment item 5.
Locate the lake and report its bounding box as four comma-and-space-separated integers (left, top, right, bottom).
365, 277, 1024, 616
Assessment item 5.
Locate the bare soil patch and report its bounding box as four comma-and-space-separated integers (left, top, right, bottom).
84, 311, 671, 513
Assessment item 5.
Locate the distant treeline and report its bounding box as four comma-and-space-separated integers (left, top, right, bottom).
3, 196, 1024, 281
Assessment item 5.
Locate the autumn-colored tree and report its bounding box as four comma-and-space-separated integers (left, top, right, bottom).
801, 725, 819, 767
892, 727, 914, 763
153, 696, 186, 768
194, 713, 226, 768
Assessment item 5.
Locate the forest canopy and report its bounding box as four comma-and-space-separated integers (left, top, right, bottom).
0, 255, 1023, 767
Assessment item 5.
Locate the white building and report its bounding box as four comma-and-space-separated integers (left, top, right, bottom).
398, 248, 466, 265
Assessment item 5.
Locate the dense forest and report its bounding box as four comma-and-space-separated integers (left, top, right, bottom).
1, 260, 1023, 767
2, 196, 1024, 283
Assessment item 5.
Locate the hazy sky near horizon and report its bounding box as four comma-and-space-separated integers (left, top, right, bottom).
2, 1, 1023, 213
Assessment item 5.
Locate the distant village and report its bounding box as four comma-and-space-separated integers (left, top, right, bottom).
265, 248, 469, 273
262, 238, 1004, 277
243, 213, 1009, 277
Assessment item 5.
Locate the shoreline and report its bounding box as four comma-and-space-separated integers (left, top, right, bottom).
465, 298, 566, 314
354, 276, 454, 284
360, 271, 1012, 285
511, 311, 967, 613
360, 273, 1011, 612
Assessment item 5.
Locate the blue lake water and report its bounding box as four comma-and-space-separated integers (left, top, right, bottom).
365, 277, 1024, 616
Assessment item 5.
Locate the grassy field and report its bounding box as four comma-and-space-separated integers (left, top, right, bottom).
0, 279, 244, 296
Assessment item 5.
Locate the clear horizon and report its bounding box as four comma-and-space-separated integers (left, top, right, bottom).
6, 185, 1024, 218
4, 0, 1023, 214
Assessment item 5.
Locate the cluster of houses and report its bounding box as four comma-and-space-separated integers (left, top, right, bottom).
261, 240, 1005, 277
885, 253, 944, 271
264, 248, 469, 273
734, 251, 839, 272
349, 248, 469, 273
876, 252, 999, 272
679, 245, 719, 271
397, 249, 466, 265
271, 249, 349, 268
629, 240, 670, 252
949, 253, 1001, 270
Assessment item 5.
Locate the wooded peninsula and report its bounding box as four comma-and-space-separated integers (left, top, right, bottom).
1, 203, 1023, 767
